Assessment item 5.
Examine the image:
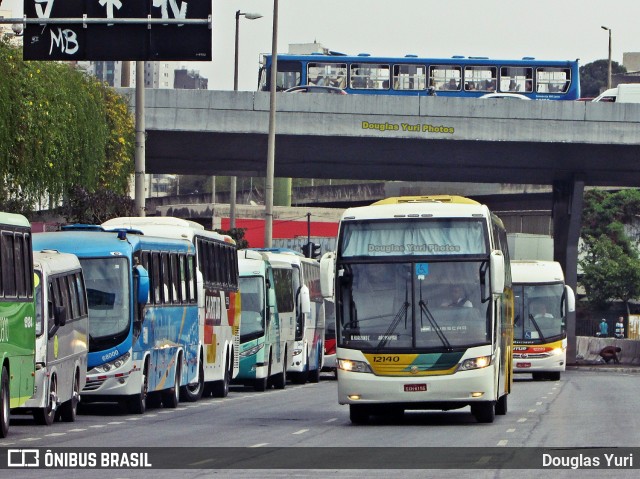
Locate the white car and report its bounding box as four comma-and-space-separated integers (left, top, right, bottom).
478, 93, 531, 100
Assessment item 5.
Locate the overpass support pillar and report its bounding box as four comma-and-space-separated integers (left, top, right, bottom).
552, 177, 584, 365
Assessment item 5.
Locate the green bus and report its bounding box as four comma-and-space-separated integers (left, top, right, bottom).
0, 212, 36, 437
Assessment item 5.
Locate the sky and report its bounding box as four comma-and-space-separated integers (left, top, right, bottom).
3, 0, 640, 91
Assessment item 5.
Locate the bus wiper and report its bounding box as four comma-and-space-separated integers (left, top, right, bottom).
528, 314, 546, 342
419, 300, 452, 351
376, 300, 410, 350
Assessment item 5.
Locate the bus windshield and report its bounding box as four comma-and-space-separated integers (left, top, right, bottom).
513, 283, 565, 342
239, 276, 266, 342
337, 261, 490, 351
80, 257, 130, 349
339, 218, 488, 258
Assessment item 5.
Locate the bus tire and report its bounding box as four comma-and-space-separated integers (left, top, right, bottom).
495, 394, 508, 416
34, 375, 57, 426
272, 355, 287, 390
129, 362, 148, 414
308, 349, 321, 383
210, 355, 231, 398
349, 404, 370, 425
162, 361, 181, 408
59, 369, 80, 422
181, 357, 204, 402
471, 402, 496, 423
255, 357, 271, 392
1, 366, 10, 438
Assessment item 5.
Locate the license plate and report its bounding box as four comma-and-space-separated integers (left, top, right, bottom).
516, 362, 531, 368
404, 384, 427, 392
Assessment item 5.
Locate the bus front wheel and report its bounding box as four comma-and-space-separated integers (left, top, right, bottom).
495, 394, 508, 415
471, 402, 496, 423
0, 366, 10, 438
59, 370, 80, 422
34, 375, 57, 426
349, 404, 370, 425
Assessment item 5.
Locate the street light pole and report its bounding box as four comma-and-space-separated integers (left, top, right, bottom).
601, 26, 612, 90
264, 0, 278, 248
230, 10, 262, 231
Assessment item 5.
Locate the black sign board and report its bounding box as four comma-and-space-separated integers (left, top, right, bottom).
23, 0, 211, 61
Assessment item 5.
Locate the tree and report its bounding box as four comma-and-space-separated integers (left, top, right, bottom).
0, 39, 134, 215
62, 185, 136, 224
579, 59, 627, 98
580, 189, 640, 311
216, 227, 248, 249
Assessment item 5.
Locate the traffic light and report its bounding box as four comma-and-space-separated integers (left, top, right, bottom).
311, 242, 321, 259
301, 242, 312, 258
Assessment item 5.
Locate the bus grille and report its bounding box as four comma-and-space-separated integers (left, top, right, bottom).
513, 353, 551, 359
83, 378, 107, 391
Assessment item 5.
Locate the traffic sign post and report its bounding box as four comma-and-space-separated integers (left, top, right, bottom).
19, 0, 212, 61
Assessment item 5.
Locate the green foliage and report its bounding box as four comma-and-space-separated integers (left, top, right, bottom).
579, 59, 627, 98
216, 227, 249, 249
580, 189, 640, 309
62, 185, 136, 224
0, 40, 134, 215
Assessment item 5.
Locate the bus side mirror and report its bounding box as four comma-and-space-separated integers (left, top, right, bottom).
134, 265, 150, 304
48, 302, 67, 338
267, 288, 277, 323
299, 285, 311, 315
490, 251, 505, 295
319, 252, 335, 298
564, 285, 576, 314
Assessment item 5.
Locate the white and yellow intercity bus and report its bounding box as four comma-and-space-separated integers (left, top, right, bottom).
511, 260, 575, 381
320, 195, 514, 424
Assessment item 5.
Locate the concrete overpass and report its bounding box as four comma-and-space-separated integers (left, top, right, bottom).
120, 88, 640, 362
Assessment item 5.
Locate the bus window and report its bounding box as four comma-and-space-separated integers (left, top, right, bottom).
393, 64, 427, 91
463, 66, 496, 92
350, 63, 390, 90
499, 66, 533, 92
536, 67, 570, 93
308, 62, 347, 89
431, 65, 462, 91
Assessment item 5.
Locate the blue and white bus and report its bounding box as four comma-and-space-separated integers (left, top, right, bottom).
102, 217, 241, 400
320, 196, 513, 424
236, 250, 287, 391
259, 53, 580, 100
33, 227, 199, 414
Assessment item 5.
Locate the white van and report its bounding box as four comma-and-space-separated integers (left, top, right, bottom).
592, 84, 640, 103
16, 250, 89, 425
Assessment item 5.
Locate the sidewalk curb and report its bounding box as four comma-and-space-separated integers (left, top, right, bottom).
567, 364, 640, 373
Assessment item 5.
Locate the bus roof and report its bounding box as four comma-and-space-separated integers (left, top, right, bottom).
511, 260, 565, 284
33, 250, 82, 276
265, 53, 578, 67
33, 230, 194, 258
341, 200, 490, 221
0, 211, 31, 228
102, 217, 234, 245
372, 195, 480, 205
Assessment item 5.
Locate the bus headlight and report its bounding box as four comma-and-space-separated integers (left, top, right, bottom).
458, 355, 492, 371
551, 347, 564, 356
240, 343, 264, 358
338, 359, 372, 373
292, 348, 303, 357
91, 352, 131, 374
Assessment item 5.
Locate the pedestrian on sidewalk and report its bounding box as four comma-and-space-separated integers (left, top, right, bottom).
598, 319, 608, 338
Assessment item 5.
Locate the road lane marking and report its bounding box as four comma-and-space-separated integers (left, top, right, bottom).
325, 418, 338, 423
497, 440, 508, 446
528, 409, 537, 413
108, 421, 125, 425
250, 443, 269, 448
20, 437, 41, 442
517, 418, 527, 423
68, 428, 87, 432
45, 433, 66, 437
292, 429, 309, 435
89, 424, 106, 428
506, 428, 516, 433
536, 402, 542, 405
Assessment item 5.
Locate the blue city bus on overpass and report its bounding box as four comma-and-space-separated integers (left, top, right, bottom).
259, 53, 580, 100
33, 227, 200, 414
